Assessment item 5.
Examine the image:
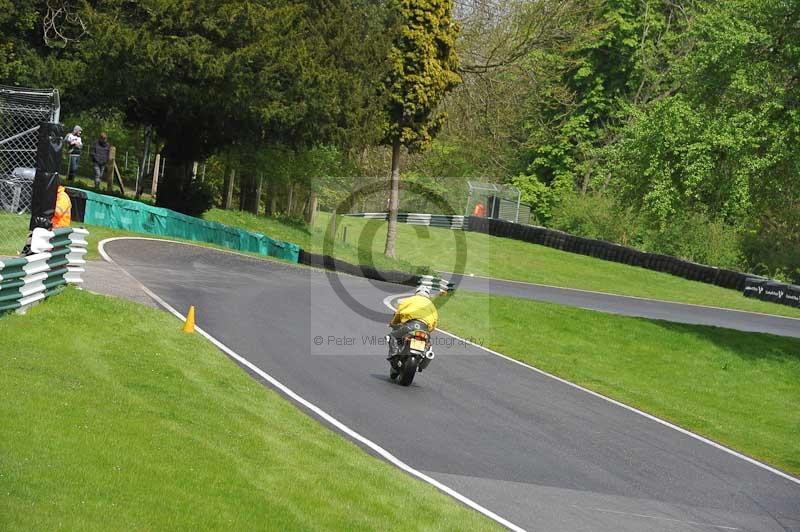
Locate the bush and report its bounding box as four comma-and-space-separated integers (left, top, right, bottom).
549, 193, 746, 271
549, 192, 637, 245
641, 211, 745, 271
742, 208, 800, 284
156, 177, 215, 217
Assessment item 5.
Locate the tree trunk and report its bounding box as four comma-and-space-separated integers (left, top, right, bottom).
223, 168, 235, 209
265, 180, 277, 217
287, 182, 295, 215
384, 139, 401, 259
219, 162, 229, 208
306, 191, 318, 226
580, 156, 598, 195
253, 176, 263, 215
136, 125, 153, 200
238, 174, 247, 211
301, 193, 310, 219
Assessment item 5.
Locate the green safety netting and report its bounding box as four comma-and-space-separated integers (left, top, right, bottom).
76, 190, 300, 263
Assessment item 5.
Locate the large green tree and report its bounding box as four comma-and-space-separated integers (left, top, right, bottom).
2, 0, 390, 216
381, 0, 461, 258
608, 0, 800, 278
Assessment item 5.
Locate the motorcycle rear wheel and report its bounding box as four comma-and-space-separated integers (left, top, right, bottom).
398, 355, 418, 386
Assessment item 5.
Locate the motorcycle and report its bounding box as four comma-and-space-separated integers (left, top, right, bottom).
387, 319, 435, 386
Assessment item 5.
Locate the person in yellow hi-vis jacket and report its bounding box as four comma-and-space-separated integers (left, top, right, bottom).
52, 185, 72, 228
387, 285, 438, 358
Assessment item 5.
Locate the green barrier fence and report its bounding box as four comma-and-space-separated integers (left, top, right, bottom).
74, 189, 300, 263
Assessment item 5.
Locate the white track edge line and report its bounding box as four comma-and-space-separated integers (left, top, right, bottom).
98, 237, 526, 532
439, 271, 800, 323
383, 295, 800, 487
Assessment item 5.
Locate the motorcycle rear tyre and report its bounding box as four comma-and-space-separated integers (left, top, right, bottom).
398, 355, 418, 386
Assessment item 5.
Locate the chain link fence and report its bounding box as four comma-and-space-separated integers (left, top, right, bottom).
464, 181, 531, 224
0, 85, 60, 256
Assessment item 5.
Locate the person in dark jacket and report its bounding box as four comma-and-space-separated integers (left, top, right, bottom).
89, 132, 111, 189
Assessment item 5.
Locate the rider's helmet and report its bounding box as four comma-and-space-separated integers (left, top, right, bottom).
415, 285, 432, 298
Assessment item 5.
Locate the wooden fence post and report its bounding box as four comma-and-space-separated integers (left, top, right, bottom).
224, 168, 235, 209
105, 146, 116, 192
151, 153, 161, 198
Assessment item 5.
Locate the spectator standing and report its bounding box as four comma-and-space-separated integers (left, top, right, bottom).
89, 132, 111, 189
64, 125, 83, 182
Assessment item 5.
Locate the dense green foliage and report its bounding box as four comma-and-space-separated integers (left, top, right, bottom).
439, 0, 800, 281
382, 0, 461, 153
1, 0, 391, 217
381, 0, 461, 257
2, 0, 796, 279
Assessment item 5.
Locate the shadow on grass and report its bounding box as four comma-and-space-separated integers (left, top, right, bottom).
651, 319, 800, 365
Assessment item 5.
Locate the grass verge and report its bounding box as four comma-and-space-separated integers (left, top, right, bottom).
0, 288, 499, 531
315, 213, 800, 319
204, 209, 427, 274
437, 291, 800, 475
6, 205, 799, 318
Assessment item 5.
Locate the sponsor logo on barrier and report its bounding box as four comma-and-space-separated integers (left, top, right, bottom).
763, 289, 784, 299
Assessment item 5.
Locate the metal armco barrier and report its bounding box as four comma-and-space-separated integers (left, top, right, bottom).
0, 227, 88, 314
348, 213, 466, 230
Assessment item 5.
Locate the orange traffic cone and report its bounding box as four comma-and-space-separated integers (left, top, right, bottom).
183, 306, 196, 333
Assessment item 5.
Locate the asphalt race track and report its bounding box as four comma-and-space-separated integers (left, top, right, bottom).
447, 274, 800, 339
103, 239, 800, 532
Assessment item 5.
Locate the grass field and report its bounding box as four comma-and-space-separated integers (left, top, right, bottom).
204, 209, 426, 274
5, 203, 799, 318
308, 212, 800, 319
437, 291, 800, 476
0, 289, 499, 531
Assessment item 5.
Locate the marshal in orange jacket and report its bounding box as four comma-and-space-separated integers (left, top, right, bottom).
52, 186, 72, 228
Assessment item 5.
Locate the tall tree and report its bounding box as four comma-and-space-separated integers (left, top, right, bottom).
381, 0, 461, 258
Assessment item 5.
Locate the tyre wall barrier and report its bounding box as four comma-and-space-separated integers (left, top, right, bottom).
298, 250, 420, 287
467, 216, 797, 307
297, 250, 457, 294
744, 279, 800, 308
0, 227, 88, 314
66, 188, 300, 263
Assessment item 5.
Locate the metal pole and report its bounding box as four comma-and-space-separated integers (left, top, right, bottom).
515, 188, 521, 224
51, 89, 60, 123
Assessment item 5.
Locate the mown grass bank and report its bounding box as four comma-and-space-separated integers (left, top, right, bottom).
437, 291, 800, 475
0, 289, 498, 531
309, 212, 800, 318
5, 205, 799, 318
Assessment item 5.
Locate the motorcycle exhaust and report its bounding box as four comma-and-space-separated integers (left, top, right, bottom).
425, 350, 435, 360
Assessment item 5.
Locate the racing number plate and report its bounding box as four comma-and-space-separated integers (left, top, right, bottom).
410, 339, 426, 351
